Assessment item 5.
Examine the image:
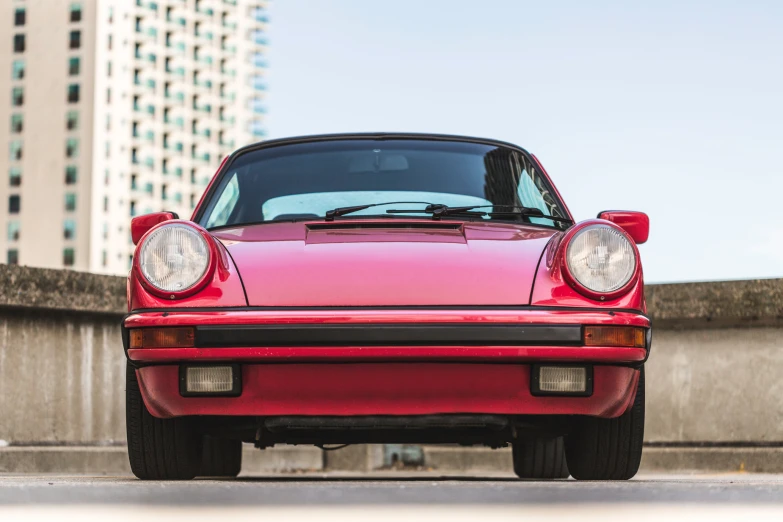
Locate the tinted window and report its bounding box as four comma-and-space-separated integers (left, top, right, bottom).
199, 139, 568, 229
13, 34, 25, 53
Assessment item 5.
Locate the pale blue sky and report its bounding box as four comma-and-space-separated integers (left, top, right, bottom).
264, 0, 783, 283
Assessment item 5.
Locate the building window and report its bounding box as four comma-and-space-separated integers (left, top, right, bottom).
70, 3, 82, 23
8, 221, 20, 241
12, 87, 23, 106
9, 167, 21, 187
10, 141, 23, 161
251, 52, 267, 68
69, 57, 80, 75
65, 194, 76, 211
67, 84, 80, 103
9, 195, 20, 214
7, 250, 19, 265
69, 30, 81, 50
12, 60, 25, 80
63, 248, 75, 267
249, 120, 265, 137
250, 75, 267, 91
102, 250, 107, 267
10, 114, 23, 133
66, 138, 79, 158
66, 111, 78, 130
65, 166, 78, 184
106, 88, 111, 103
13, 34, 25, 53
64, 220, 76, 240
107, 61, 112, 77
15, 8, 25, 26
249, 97, 265, 114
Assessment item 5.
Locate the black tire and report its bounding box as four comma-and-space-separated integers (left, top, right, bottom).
512, 436, 570, 479
565, 367, 645, 480
126, 363, 203, 480
200, 436, 243, 477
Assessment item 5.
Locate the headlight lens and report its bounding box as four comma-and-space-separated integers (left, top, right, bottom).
139, 224, 210, 293
566, 225, 636, 293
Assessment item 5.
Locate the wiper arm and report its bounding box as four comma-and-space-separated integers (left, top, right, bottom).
387, 204, 574, 225
324, 201, 435, 221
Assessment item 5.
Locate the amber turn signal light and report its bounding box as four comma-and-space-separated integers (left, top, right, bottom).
129, 327, 195, 349
584, 326, 645, 348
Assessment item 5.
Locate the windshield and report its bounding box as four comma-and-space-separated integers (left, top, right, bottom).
199, 138, 569, 229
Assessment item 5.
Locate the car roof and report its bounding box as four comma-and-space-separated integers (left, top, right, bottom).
231, 132, 533, 157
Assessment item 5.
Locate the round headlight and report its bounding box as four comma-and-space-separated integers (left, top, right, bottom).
139, 224, 210, 293
566, 225, 636, 294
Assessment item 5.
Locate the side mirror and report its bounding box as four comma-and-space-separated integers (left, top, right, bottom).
597, 210, 649, 244
131, 211, 179, 245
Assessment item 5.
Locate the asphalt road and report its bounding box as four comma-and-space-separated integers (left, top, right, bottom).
1, 472, 782, 521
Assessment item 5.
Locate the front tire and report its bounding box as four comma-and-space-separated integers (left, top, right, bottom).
126, 363, 203, 480
565, 367, 645, 480
200, 437, 243, 477
512, 436, 569, 479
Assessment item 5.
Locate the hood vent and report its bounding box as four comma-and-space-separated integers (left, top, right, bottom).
306, 222, 463, 232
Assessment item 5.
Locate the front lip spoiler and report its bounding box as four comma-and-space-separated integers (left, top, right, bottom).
194, 323, 583, 348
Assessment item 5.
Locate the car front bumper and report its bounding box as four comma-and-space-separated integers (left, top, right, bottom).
124, 308, 649, 420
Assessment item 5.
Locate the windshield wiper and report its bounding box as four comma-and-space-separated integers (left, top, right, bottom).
324, 201, 435, 221
386, 204, 574, 225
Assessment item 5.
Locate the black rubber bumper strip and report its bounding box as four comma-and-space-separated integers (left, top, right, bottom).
194, 323, 583, 348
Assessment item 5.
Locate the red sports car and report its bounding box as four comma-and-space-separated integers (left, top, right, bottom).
124, 133, 650, 481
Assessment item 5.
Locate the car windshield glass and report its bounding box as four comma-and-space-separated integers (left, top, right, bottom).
199, 139, 569, 229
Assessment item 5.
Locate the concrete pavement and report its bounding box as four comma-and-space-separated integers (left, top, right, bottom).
0, 472, 782, 520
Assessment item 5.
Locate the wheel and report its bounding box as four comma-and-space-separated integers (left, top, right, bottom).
200, 436, 243, 477
512, 436, 569, 479
565, 367, 645, 480
126, 363, 203, 480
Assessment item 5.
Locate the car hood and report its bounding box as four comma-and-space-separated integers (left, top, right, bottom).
211, 220, 557, 307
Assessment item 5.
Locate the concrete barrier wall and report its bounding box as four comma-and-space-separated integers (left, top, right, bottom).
646, 327, 783, 443
0, 309, 125, 444
645, 279, 783, 445
0, 265, 781, 472
0, 267, 126, 445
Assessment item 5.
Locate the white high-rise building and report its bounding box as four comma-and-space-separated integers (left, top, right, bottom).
0, 0, 268, 274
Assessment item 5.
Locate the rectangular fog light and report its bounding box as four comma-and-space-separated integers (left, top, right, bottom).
532, 365, 592, 396
180, 365, 241, 397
